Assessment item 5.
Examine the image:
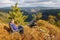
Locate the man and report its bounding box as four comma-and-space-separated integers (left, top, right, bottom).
9, 18, 24, 34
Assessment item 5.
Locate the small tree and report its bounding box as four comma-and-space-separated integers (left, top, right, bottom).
57, 13, 60, 19
9, 3, 28, 25
32, 14, 36, 20
58, 13, 60, 16
56, 20, 60, 26
56, 13, 60, 26
48, 15, 56, 25
32, 12, 42, 20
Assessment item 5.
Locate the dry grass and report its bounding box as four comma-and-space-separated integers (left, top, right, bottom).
0, 20, 60, 40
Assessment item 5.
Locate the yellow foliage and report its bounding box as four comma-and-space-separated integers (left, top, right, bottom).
0, 20, 60, 40
9, 3, 28, 25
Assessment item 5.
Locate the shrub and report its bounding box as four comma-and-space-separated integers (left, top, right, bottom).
9, 3, 28, 25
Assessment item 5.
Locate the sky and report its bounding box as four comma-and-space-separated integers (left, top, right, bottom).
0, 0, 60, 8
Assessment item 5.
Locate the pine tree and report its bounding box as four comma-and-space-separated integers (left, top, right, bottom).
36, 12, 42, 20
9, 3, 28, 25
56, 20, 60, 26
32, 12, 42, 20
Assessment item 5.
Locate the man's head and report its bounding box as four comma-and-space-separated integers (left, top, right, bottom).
10, 18, 14, 23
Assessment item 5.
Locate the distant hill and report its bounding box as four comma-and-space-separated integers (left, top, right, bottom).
0, 7, 60, 21
0, 7, 60, 13
0, 7, 11, 13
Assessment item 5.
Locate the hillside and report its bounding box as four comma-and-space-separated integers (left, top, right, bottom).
0, 7, 60, 21
0, 20, 60, 40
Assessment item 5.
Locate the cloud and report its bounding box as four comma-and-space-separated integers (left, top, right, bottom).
0, 0, 16, 8
24, 0, 50, 3
18, 0, 60, 7
0, 0, 15, 3
0, 0, 60, 8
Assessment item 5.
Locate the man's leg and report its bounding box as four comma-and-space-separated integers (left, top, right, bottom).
18, 26, 24, 34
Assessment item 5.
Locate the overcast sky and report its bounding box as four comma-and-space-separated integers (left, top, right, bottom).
0, 0, 60, 8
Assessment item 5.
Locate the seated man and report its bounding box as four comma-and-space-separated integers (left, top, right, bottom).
9, 18, 24, 34
29, 20, 37, 27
